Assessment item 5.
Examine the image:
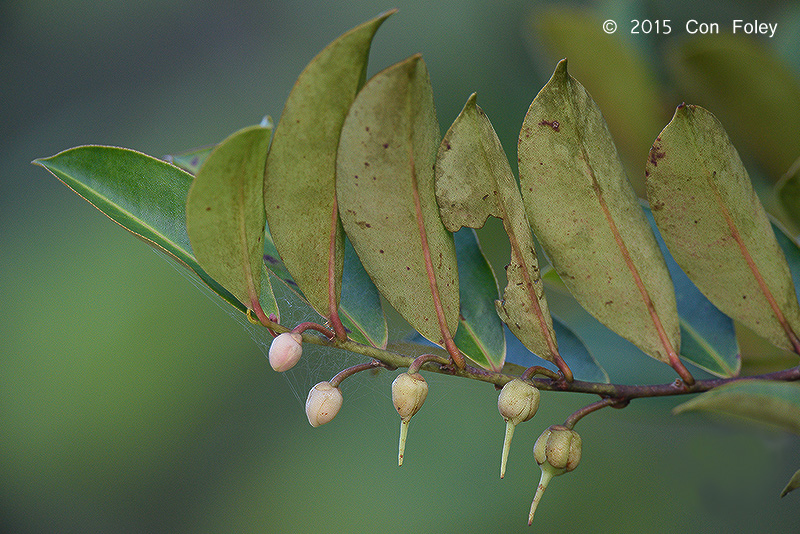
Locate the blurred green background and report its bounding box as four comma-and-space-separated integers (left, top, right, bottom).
3, 0, 800, 532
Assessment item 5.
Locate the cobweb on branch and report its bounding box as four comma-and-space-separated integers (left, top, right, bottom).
155, 249, 395, 420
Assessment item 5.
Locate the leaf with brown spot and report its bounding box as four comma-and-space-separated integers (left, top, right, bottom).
337, 55, 460, 357
518, 60, 689, 381
435, 93, 569, 378
646, 104, 800, 353
265, 10, 394, 321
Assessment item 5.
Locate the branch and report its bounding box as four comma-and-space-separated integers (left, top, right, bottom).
261, 318, 800, 401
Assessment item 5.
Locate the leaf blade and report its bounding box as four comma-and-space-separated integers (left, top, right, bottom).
264, 10, 394, 318
435, 93, 567, 376
528, 6, 667, 196
518, 60, 685, 379
673, 380, 800, 436
33, 145, 256, 315
642, 204, 741, 378
646, 104, 800, 353
337, 55, 460, 352
453, 228, 506, 371
186, 124, 272, 315
780, 469, 800, 498
339, 237, 388, 348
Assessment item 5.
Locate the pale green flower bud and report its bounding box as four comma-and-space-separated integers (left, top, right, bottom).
529, 425, 582, 525
498, 379, 540, 478
391, 372, 428, 466
534, 424, 582, 473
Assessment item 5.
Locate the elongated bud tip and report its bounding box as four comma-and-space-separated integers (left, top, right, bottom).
528, 466, 555, 525
398, 419, 410, 466
500, 421, 515, 478
498, 379, 539, 478
305, 381, 343, 427
269, 332, 303, 372
392, 372, 428, 466
528, 425, 582, 524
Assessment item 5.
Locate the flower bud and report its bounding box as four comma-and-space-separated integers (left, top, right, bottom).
498, 379, 540, 478
529, 425, 582, 525
268, 332, 303, 372
391, 372, 428, 466
305, 381, 343, 427
498, 379, 540, 424
534, 425, 582, 473
392, 372, 428, 420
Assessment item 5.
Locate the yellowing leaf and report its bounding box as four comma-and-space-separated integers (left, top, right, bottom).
528, 6, 667, 196
646, 105, 800, 354
186, 124, 272, 318
436, 93, 570, 379
780, 468, 800, 498
667, 34, 800, 181
518, 60, 688, 381
674, 380, 800, 435
265, 10, 394, 320
337, 55, 461, 361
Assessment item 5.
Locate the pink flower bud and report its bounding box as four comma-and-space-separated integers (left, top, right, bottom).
268, 332, 303, 372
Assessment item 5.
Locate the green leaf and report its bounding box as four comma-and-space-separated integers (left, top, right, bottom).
666, 34, 800, 180
339, 237, 388, 348
518, 60, 684, 377
453, 228, 506, 371
186, 123, 272, 317
673, 380, 800, 435
503, 319, 608, 384
262, 226, 387, 348
774, 220, 800, 299
780, 468, 800, 498
264, 10, 394, 318
646, 104, 800, 353
435, 93, 567, 377
777, 157, 800, 231
163, 144, 216, 175
337, 55, 460, 351
263, 221, 303, 296
528, 6, 667, 196
33, 146, 261, 316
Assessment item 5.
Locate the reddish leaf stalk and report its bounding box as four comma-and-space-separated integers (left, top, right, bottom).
709, 179, 800, 355
563, 397, 625, 429
327, 198, 348, 341
588, 160, 694, 385
521, 365, 560, 381
249, 297, 271, 326
503, 216, 573, 381
292, 321, 336, 339
408, 152, 464, 369
408, 353, 450, 374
